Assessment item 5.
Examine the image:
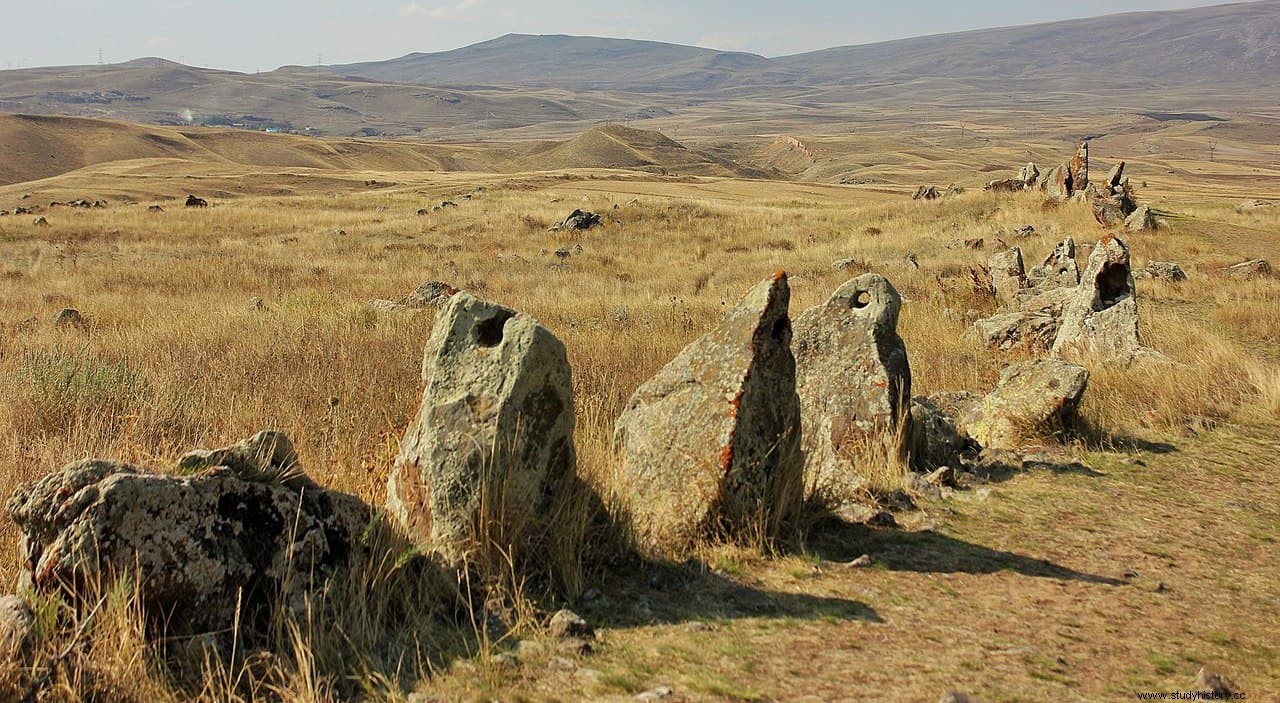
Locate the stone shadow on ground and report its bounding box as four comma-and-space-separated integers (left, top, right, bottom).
580, 557, 883, 629
799, 519, 1126, 586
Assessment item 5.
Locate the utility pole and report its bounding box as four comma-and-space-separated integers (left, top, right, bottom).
98, 48, 104, 65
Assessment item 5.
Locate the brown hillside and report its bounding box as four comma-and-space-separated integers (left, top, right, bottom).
518, 125, 767, 177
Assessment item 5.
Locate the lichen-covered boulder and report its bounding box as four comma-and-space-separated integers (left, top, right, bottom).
961, 359, 1089, 450
386, 293, 576, 565
793, 274, 911, 506
614, 274, 802, 556
6, 448, 369, 637
965, 309, 1061, 351
906, 395, 978, 470
1093, 191, 1137, 227
1053, 236, 1144, 362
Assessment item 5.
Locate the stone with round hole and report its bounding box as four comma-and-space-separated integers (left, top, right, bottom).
386, 292, 576, 565
1052, 236, 1144, 362
792, 274, 912, 507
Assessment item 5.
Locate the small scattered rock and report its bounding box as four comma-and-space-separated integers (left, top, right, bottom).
636, 685, 675, 701
1195, 667, 1239, 696
548, 609, 593, 640
551, 209, 602, 231
184, 195, 208, 208
913, 186, 941, 201
1221, 258, 1272, 280
53, 308, 86, 330
1134, 262, 1187, 282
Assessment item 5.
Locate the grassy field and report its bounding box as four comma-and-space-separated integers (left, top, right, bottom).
0, 134, 1278, 701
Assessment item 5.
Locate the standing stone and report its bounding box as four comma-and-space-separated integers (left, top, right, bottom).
961, 359, 1089, 450
1093, 191, 1136, 227
1125, 205, 1157, 232
793, 275, 911, 506
1042, 165, 1072, 199
1069, 141, 1089, 193
614, 274, 802, 557
1018, 163, 1041, 188
1027, 238, 1080, 291
1053, 236, 1144, 361
386, 293, 576, 565
988, 248, 1027, 308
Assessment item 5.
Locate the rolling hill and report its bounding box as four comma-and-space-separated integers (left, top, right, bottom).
0, 114, 766, 188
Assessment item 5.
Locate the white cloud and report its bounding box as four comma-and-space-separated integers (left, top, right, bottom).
398, 0, 483, 19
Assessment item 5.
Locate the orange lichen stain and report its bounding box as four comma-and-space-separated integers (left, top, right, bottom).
873, 380, 889, 389
718, 443, 734, 474
772, 270, 787, 282
1101, 235, 1116, 245
721, 390, 744, 473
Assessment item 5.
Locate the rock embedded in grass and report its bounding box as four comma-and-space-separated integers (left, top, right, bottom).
1134, 261, 1187, 282
6, 437, 369, 637
793, 274, 911, 506
613, 273, 802, 557
386, 292, 576, 565
1221, 258, 1272, 280
988, 247, 1028, 308
961, 358, 1089, 450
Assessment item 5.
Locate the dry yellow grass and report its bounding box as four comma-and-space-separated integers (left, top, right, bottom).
0, 142, 1278, 700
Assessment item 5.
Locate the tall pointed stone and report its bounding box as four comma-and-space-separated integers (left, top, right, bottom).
793, 274, 911, 506
1069, 141, 1090, 193
614, 274, 802, 557
387, 293, 576, 565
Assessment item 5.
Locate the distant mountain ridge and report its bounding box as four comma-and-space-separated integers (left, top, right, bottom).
0, 1, 1277, 139
331, 34, 801, 92
330, 1, 1280, 90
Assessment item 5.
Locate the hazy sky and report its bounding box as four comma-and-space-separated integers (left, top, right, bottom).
0, 0, 1235, 72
